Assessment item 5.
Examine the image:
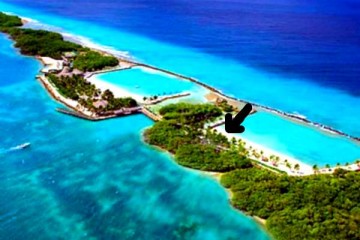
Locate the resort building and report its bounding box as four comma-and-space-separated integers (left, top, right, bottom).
40, 57, 64, 74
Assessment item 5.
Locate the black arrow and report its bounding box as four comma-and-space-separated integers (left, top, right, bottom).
225, 103, 252, 133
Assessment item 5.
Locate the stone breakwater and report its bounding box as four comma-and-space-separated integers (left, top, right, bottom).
117, 60, 360, 143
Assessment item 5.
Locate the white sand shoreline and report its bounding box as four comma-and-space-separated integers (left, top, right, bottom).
216, 127, 314, 176
87, 75, 144, 103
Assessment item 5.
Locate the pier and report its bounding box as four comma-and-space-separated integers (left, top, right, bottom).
145, 92, 191, 105
56, 106, 142, 121
141, 107, 162, 121
56, 108, 99, 121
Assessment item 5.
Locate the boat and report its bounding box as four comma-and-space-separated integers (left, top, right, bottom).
10, 142, 31, 151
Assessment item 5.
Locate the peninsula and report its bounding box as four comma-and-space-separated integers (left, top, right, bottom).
1, 12, 360, 240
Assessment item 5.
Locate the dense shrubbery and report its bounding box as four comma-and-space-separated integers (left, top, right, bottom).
216, 99, 235, 112
159, 103, 222, 126
48, 74, 93, 100
73, 51, 119, 71
145, 102, 360, 240
1, 13, 119, 72
0, 12, 23, 28
221, 168, 360, 240
176, 145, 252, 172
2, 28, 82, 59
145, 103, 251, 171
100, 89, 137, 111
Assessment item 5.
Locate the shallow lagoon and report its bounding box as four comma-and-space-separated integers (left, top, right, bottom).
225, 111, 360, 167
96, 67, 206, 99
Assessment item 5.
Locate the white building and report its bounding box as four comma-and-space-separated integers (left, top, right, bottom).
40, 57, 64, 73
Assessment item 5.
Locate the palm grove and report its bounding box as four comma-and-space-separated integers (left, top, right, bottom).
0, 12, 137, 114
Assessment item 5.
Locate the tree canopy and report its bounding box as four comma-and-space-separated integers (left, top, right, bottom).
0, 12, 23, 28
145, 102, 360, 240
73, 51, 119, 71
2, 28, 82, 59
221, 168, 360, 240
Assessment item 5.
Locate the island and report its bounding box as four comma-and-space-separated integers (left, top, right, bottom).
1, 12, 359, 240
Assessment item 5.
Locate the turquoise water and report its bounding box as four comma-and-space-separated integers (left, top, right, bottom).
0, 1, 357, 164
0, 2, 360, 136
0, 34, 269, 239
1, 1, 358, 137
96, 67, 205, 98
218, 111, 360, 167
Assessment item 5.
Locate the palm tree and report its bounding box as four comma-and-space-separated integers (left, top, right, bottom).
325, 164, 330, 169
286, 162, 292, 169
336, 163, 341, 167
231, 137, 237, 146
143, 96, 147, 101
294, 163, 300, 172
272, 156, 280, 166
313, 164, 319, 174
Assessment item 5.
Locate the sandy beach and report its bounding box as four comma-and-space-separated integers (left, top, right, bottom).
87, 75, 144, 103
37, 75, 94, 117
215, 127, 314, 176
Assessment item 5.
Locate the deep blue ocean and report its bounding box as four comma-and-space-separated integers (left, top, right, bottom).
3, 0, 360, 95
0, 0, 360, 239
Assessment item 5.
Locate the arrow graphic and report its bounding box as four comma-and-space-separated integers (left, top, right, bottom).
225, 103, 252, 133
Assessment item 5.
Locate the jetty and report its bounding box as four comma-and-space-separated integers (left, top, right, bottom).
56, 108, 98, 121
141, 107, 162, 121
56, 106, 142, 121
84, 62, 135, 79
144, 92, 191, 105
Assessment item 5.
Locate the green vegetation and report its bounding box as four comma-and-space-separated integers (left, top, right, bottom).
48, 74, 93, 101
145, 102, 360, 240
145, 103, 252, 172
216, 99, 235, 112
100, 89, 137, 111
0, 12, 23, 28
221, 168, 360, 240
2, 28, 82, 59
159, 103, 222, 126
73, 51, 119, 71
48, 74, 137, 112
0, 12, 119, 72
